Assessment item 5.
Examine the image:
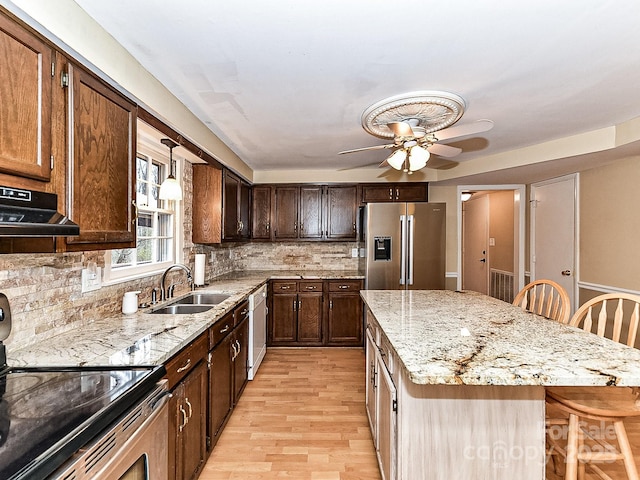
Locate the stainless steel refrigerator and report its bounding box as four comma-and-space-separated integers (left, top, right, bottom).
364, 202, 446, 290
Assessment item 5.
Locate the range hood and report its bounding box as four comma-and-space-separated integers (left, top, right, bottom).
0, 186, 79, 237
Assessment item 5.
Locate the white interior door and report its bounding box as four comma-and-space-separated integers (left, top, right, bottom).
531, 175, 577, 312
462, 195, 489, 294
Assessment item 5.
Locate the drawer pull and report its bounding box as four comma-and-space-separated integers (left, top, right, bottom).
176, 358, 191, 373
219, 325, 230, 334
280, 285, 291, 290
338, 285, 349, 289
306, 286, 316, 290
240, 309, 248, 316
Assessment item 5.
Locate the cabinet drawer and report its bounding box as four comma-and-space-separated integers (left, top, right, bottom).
165, 333, 208, 390
328, 280, 362, 292
272, 281, 297, 292
299, 281, 323, 292
209, 311, 234, 349
234, 299, 250, 327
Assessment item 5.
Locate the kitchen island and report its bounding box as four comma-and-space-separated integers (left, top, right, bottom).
361, 289, 640, 480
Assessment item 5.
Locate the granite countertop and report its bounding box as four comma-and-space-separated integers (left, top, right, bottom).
8, 270, 363, 368
361, 289, 640, 387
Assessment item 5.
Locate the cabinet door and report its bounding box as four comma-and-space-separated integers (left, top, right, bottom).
223, 170, 240, 240
209, 334, 233, 447
395, 183, 427, 202
0, 13, 53, 181
251, 185, 272, 239
376, 353, 397, 480
326, 185, 357, 239
273, 186, 298, 239
297, 292, 323, 344
192, 164, 222, 244
239, 181, 251, 239
270, 293, 297, 344
326, 292, 363, 345
232, 317, 249, 403
65, 63, 136, 249
176, 361, 208, 480
365, 328, 378, 441
362, 185, 396, 203
299, 186, 323, 239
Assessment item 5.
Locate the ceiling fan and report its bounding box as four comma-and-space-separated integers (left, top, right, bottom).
339, 91, 494, 173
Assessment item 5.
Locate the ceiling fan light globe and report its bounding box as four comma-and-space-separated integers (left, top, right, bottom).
386, 149, 407, 170
408, 145, 430, 171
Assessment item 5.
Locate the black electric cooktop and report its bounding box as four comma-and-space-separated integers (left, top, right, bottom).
0, 365, 165, 480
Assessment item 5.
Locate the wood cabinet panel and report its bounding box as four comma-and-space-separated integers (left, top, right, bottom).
273, 186, 298, 239
178, 361, 208, 480
270, 292, 297, 343
232, 316, 249, 403
297, 292, 323, 343
327, 292, 363, 345
192, 164, 222, 244
326, 185, 357, 239
223, 170, 240, 240
0, 12, 53, 181
65, 63, 137, 249
251, 185, 272, 239
299, 186, 323, 239
361, 183, 428, 203
166, 333, 208, 392
239, 181, 251, 239
208, 333, 232, 447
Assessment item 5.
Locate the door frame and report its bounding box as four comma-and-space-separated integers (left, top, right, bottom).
530, 174, 579, 313
456, 185, 526, 293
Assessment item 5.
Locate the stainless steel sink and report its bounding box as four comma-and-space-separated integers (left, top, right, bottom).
170, 293, 230, 305
150, 304, 214, 315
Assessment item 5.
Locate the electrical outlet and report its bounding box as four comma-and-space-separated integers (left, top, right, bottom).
351, 248, 358, 258
81, 266, 102, 293
489, 237, 496, 246
359, 248, 365, 257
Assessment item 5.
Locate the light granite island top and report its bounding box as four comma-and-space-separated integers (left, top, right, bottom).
8, 270, 363, 367
360, 289, 640, 480
360, 289, 640, 387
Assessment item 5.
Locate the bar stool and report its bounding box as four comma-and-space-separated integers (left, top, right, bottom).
513, 279, 571, 324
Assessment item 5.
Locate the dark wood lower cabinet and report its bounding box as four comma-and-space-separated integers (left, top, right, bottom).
166, 334, 208, 480
208, 332, 233, 448
268, 279, 363, 347
232, 316, 249, 403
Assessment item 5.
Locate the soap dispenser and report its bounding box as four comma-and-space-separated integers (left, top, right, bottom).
122, 291, 142, 315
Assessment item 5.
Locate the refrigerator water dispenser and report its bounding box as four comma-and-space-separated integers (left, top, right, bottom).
374, 236, 391, 261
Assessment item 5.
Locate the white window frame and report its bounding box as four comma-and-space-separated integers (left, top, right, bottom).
103, 139, 183, 284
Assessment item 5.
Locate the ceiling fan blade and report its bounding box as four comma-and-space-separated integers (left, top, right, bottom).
338, 144, 394, 155
435, 119, 494, 141
427, 143, 462, 158
386, 121, 414, 137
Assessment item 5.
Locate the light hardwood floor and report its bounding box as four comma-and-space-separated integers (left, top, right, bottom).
200, 348, 382, 480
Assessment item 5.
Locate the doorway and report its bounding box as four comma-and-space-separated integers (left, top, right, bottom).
462, 195, 489, 294
530, 174, 577, 312
457, 185, 526, 300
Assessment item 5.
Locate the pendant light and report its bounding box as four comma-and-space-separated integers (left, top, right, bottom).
408, 145, 430, 171
159, 138, 183, 201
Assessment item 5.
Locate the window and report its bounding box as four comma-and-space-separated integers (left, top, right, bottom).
104, 147, 181, 282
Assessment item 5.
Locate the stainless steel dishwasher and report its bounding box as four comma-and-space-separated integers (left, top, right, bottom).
248, 284, 267, 380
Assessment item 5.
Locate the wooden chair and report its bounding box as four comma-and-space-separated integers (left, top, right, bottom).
546, 293, 640, 480
513, 279, 571, 324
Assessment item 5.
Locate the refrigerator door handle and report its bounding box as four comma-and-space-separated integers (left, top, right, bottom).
407, 214, 414, 285
400, 215, 406, 285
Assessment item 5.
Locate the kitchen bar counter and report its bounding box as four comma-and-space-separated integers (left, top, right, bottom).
361, 290, 640, 480
8, 270, 363, 367
361, 289, 640, 386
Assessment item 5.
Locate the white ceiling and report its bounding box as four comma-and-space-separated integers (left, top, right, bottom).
72, 0, 640, 182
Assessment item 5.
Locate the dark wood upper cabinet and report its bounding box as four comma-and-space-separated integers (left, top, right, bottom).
251, 185, 271, 239
64, 63, 137, 250
273, 186, 299, 240
256, 184, 358, 241
0, 12, 53, 182
192, 164, 222, 244
361, 183, 428, 203
222, 169, 250, 241
326, 185, 357, 239
299, 186, 323, 239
